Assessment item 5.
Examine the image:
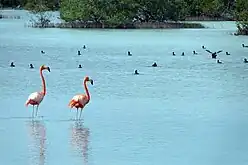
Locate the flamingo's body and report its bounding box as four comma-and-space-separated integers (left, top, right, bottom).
25, 92, 44, 106
69, 94, 89, 109
25, 65, 50, 117
69, 76, 93, 119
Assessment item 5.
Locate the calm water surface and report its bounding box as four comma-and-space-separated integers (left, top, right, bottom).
1, 10, 248, 165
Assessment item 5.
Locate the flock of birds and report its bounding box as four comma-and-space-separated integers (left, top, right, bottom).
7, 43, 248, 120
9, 43, 248, 71
132, 43, 248, 74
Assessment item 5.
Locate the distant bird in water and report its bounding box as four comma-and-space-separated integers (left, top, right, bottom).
25, 65, 50, 118
181, 52, 185, 56
226, 52, 230, 55
78, 51, 81, 55
10, 62, 15, 67
128, 51, 132, 56
217, 60, 222, 64
78, 64, 82, 68
134, 70, 139, 75
69, 76, 93, 120
41, 50, 45, 54
83, 45, 86, 49
193, 51, 198, 55
205, 49, 223, 59
242, 44, 248, 48
30, 64, 34, 69
202, 46, 206, 49
152, 62, 157, 67
244, 58, 248, 63
172, 52, 176, 56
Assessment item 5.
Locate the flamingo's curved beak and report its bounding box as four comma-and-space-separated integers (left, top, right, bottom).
90, 79, 93, 85
47, 67, 51, 72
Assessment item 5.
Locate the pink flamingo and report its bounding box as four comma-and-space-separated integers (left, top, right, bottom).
69, 76, 93, 119
25, 65, 50, 117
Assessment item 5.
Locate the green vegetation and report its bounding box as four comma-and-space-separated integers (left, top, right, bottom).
0, 0, 59, 9
0, 0, 247, 34
24, 0, 52, 28
0, 0, 27, 8
235, 0, 248, 35
58, 0, 235, 28
59, 0, 234, 23
24, 0, 59, 11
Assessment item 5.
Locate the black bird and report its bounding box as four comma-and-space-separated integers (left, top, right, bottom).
244, 58, 248, 63
10, 62, 15, 67
202, 46, 206, 49
217, 60, 222, 64
134, 70, 139, 75
205, 50, 223, 59
78, 50, 81, 55
30, 64, 34, 69
172, 52, 176, 56
41, 50, 45, 54
78, 64, 82, 68
242, 44, 248, 48
152, 62, 157, 67
83, 45, 86, 49
181, 52, 185, 56
193, 51, 198, 55
128, 51, 132, 56
226, 52, 230, 55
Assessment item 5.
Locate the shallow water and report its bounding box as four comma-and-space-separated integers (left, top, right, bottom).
1, 10, 248, 165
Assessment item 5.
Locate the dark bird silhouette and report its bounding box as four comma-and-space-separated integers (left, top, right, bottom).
78, 51, 81, 55
244, 58, 248, 63
193, 51, 198, 55
217, 60, 222, 64
242, 44, 248, 48
41, 50, 45, 54
181, 52, 185, 56
152, 62, 157, 67
30, 64, 34, 69
128, 51, 132, 56
226, 52, 230, 55
172, 52, 176, 56
205, 50, 223, 59
202, 46, 206, 49
10, 62, 15, 67
78, 64, 82, 68
83, 45, 86, 49
134, 70, 139, 75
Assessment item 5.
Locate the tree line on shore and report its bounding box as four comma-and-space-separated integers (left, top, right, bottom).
0, 0, 247, 35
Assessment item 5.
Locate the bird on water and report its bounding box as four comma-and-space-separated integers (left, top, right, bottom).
68, 76, 94, 120
10, 62, 15, 67
205, 49, 223, 59
25, 65, 50, 118
242, 44, 248, 48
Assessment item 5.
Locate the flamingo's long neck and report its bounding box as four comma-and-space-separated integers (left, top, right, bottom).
84, 80, 90, 101
40, 69, 46, 95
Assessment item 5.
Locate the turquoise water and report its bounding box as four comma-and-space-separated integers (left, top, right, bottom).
1, 10, 248, 165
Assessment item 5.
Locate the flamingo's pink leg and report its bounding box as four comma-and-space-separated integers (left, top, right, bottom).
32, 105, 35, 118
35, 105, 39, 117
79, 109, 83, 119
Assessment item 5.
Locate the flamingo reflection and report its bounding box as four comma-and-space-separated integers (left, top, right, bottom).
27, 120, 46, 165
70, 121, 90, 164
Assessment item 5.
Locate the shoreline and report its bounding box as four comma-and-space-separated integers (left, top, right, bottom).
1, 9, 242, 31
26, 21, 206, 29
